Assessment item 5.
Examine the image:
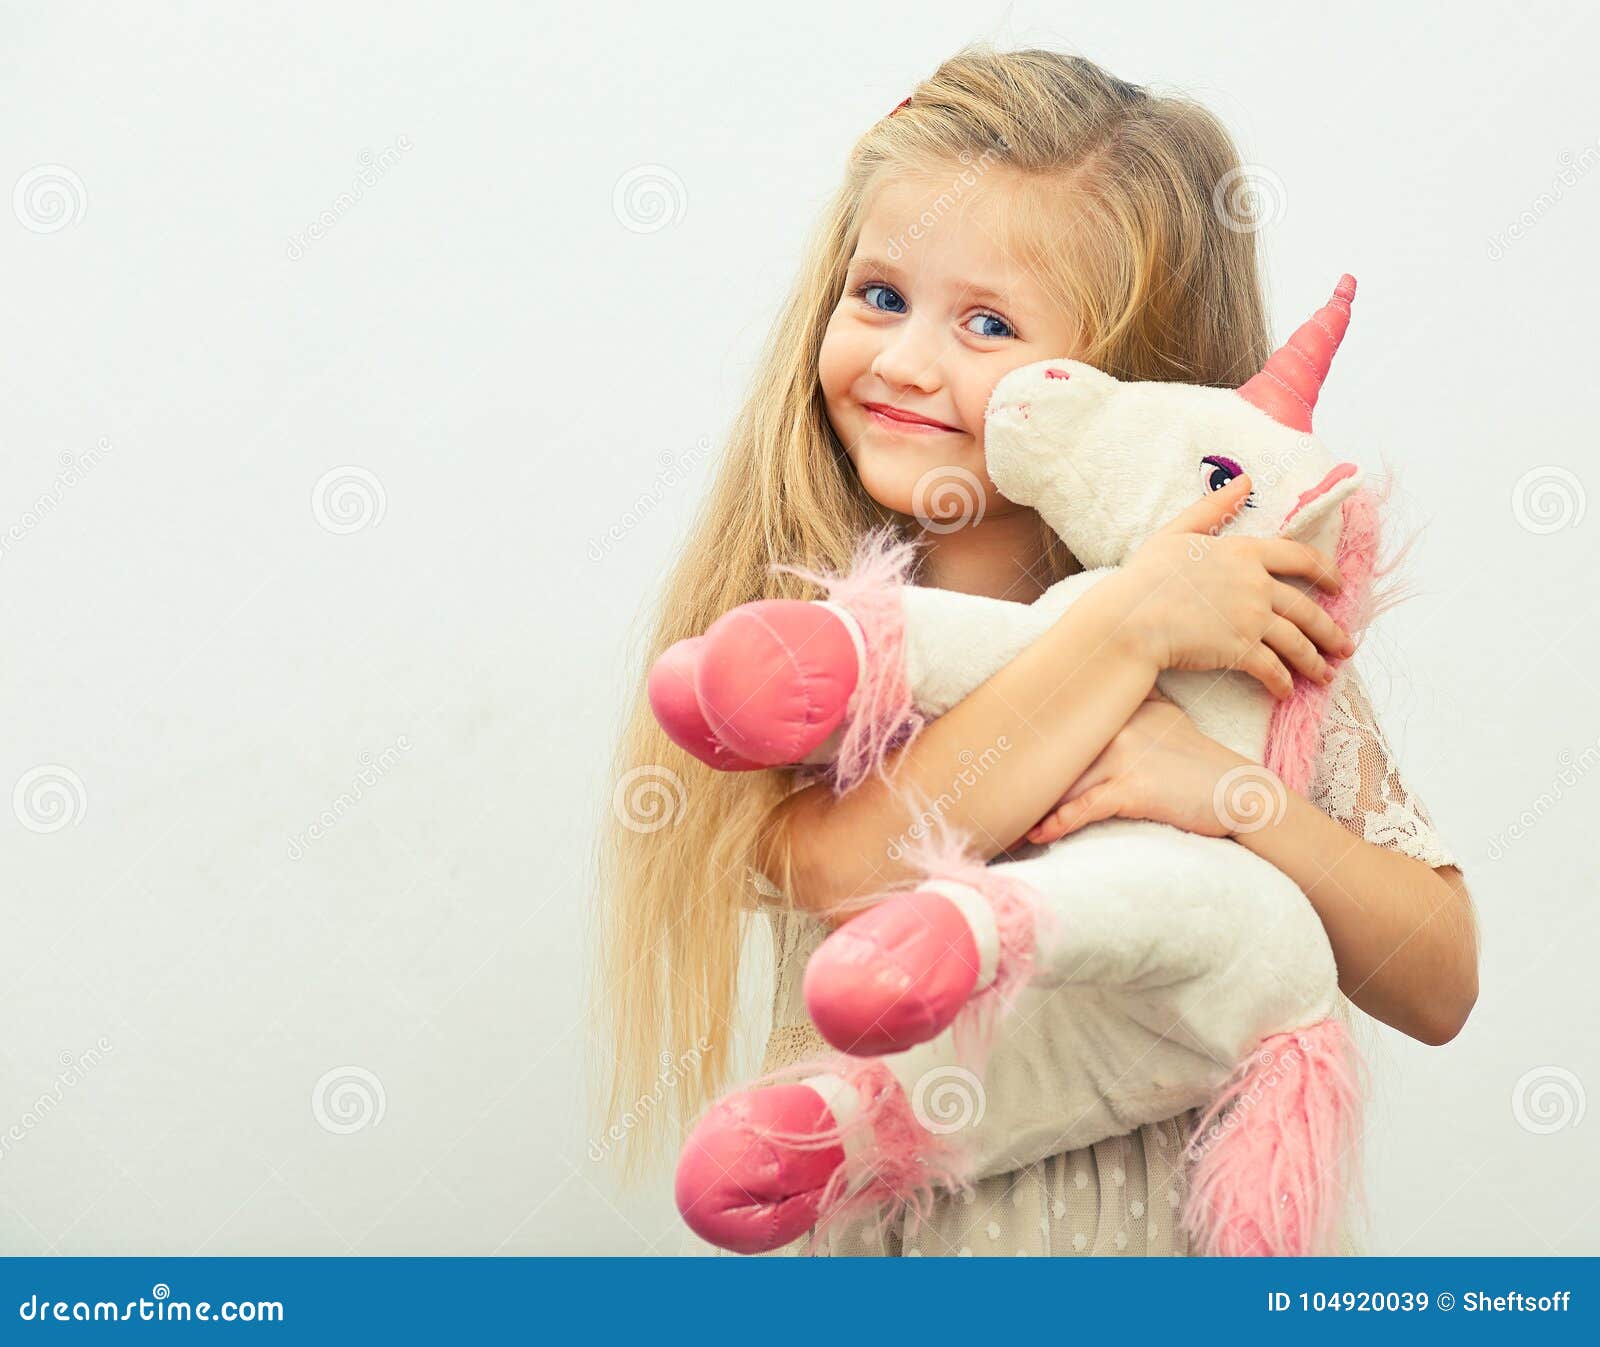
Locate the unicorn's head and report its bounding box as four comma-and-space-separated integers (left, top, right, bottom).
984, 276, 1364, 568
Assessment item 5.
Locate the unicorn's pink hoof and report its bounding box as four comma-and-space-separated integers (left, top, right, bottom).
804, 889, 984, 1055
695, 601, 862, 766
648, 636, 765, 771
675, 1084, 845, 1254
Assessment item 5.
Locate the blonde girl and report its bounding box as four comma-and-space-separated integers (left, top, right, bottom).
593, 43, 1479, 1256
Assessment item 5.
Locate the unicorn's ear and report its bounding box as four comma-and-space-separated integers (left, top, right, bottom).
1280, 463, 1364, 547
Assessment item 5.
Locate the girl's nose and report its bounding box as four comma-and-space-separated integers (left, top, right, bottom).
870, 320, 942, 393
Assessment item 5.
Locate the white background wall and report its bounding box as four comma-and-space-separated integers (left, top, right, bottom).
0, 1, 1594, 1255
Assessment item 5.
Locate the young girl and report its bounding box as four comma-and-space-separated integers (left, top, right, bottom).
594, 44, 1479, 1256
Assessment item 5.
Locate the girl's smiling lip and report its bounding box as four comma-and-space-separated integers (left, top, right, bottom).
861, 401, 962, 434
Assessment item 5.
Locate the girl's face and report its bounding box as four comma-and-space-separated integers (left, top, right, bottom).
819, 170, 1082, 525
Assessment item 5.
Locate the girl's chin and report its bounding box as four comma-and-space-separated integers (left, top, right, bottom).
851, 456, 999, 520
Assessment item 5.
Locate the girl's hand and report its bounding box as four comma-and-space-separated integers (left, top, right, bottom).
1104, 474, 1355, 700
1023, 690, 1248, 845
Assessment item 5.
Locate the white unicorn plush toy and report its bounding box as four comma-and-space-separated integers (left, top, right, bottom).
655, 276, 1379, 1257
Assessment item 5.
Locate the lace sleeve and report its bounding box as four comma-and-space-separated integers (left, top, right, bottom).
1306, 663, 1458, 870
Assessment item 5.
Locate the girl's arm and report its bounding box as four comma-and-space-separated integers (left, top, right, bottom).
757, 577, 1160, 921
757, 474, 1349, 921
1025, 693, 1480, 1046
1231, 808, 1477, 1045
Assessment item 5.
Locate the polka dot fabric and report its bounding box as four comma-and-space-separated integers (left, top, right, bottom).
764, 1108, 1202, 1257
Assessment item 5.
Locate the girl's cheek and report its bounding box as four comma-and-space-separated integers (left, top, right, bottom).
816, 328, 855, 402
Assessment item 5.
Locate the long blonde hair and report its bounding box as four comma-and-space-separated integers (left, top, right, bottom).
590, 41, 1279, 1185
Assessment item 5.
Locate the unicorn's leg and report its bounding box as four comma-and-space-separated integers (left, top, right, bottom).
800, 822, 1367, 1255
674, 1077, 851, 1254
802, 879, 1015, 1056
650, 601, 867, 768
804, 821, 1338, 1059
648, 542, 1111, 783
646, 633, 770, 771
648, 532, 922, 775
674, 1053, 973, 1256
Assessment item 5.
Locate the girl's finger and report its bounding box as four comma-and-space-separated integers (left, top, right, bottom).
1051, 784, 1123, 836
1026, 801, 1078, 845
1058, 762, 1113, 806
1260, 614, 1333, 685
1153, 473, 1253, 538
1027, 810, 1071, 846
1258, 537, 1343, 593
1271, 581, 1354, 655
1238, 643, 1295, 700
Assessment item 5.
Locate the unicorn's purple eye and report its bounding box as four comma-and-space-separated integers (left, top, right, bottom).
1200, 454, 1251, 502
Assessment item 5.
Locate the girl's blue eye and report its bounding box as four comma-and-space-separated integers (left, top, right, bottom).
853, 282, 1016, 339
860, 282, 907, 314
965, 312, 1014, 339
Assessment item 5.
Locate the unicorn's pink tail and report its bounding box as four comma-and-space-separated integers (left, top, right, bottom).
1180, 1018, 1368, 1256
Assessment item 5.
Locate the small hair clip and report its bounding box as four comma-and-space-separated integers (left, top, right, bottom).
887, 96, 912, 118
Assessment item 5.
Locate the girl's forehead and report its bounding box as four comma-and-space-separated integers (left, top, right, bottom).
855, 170, 1055, 308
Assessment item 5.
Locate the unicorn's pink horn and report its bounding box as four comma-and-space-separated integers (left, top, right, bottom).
1237, 274, 1357, 432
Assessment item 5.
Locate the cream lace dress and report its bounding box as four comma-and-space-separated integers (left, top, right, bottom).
740, 663, 1459, 1258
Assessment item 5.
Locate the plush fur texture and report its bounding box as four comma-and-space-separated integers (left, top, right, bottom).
771, 526, 926, 795
738, 820, 1040, 1251
892, 821, 1040, 1075
1180, 1017, 1369, 1256
748, 1054, 976, 1255
1266, 486, 1380, 793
